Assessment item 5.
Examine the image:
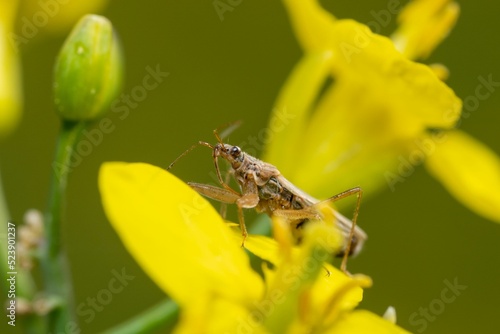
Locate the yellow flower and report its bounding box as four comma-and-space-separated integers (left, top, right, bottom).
0, 0, 22, 138
391, 0, 460, 60
19, 0, 110, 35
264, 0, 500, 222
99, 162, 411, 333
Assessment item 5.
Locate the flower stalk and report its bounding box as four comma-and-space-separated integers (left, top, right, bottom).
101, 299, 180, 334
39, 13, 123, 332
40, 120, 86, 331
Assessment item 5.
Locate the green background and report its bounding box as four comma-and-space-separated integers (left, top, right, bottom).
2, 0, 500, 333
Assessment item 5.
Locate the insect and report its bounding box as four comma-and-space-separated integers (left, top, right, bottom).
168, 124, 366, 273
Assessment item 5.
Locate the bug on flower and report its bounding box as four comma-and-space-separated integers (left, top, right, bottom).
168, 123, 366, 272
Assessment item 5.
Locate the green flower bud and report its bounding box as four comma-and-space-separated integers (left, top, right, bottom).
54, 14, 123, 121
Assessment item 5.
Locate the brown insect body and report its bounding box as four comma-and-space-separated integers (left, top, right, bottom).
213, 143, 366, 257
169, 126, 366, 272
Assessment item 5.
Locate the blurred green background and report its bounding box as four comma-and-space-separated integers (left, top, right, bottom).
2, 0, 500, 333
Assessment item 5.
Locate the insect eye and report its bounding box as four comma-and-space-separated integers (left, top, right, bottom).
230, 146, 241, 157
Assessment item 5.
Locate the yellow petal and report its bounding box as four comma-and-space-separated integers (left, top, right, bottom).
311, 272, 370, 323
174, 299, 264, 334
282, 0, 337, 52
0, 1, 19, 26
0, 1, 22, 138
425, 131, 500, 222
263, 51, 333, 176
19, 0, 110, 34
234, 233, 279, 262
392, 0, 459, 60
429, 63, 450, 81
99, 162, 263, 307
238, 219, 365, 332
280, 21, 460, 198
267, 3, 462, 201
237, 224, 344, 278
265, 0, 464, 204
326, 310, 411, 334
306, 20, 461, 142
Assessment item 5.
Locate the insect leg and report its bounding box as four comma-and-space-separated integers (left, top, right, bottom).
212, 153, 241, 196
188, 182, 241, 204
219, 169, 235, 219
189, 181, 259, 247
189, 182, 245, 242
273, 207, 321, 221
167, 141, 214, 170
234, 181, 260, 247
315, 187, 363, 274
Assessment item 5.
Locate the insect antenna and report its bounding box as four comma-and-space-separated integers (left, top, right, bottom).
167, 141, 213, 170
214, 120, 242, 144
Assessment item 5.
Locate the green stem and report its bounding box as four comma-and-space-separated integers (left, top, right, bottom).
101, 299, 180, 334
40, 120, 86, 332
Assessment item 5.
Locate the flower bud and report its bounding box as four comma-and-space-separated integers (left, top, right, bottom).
54, 14, 123, 121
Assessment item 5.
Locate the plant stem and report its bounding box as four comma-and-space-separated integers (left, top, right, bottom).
40, 120, 86, 332
101, 299, 180, 334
